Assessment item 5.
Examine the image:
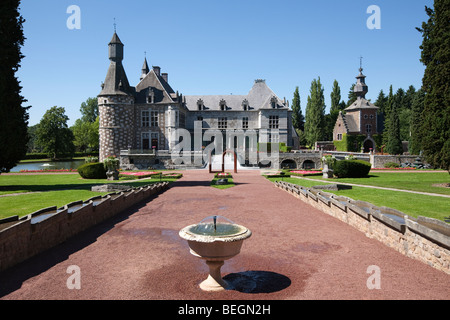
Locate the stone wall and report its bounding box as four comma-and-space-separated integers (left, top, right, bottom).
370, 154, 423, 168
275, 181, 450, 274
0, 182, 169, 272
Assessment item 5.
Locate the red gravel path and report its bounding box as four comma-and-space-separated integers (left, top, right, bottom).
0, 170, 448, 300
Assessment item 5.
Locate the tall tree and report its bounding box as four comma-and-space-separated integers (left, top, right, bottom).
382, 85, 395, 146
417, 0, 450, 171
375, 89, 388, 115
304, 77, 326, 147
80, 97, 98, 123
36, 106, 75, 159
385, 99, 403, 155
346, 83, 357, 107
394, 88, 405, 110
403, 85, 416, 110
71, 97, 100, 152
409, 89, 425, 155
0, 0, 30, 173
326, 80, 342, 140
71, 118, 99, 152
291, 86, 304, 131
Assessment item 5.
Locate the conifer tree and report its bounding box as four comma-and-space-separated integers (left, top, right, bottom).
382, 85, 394, 147
346, 84, 357, 107
0, 0, 30, 173
326, 80, 342, 140
417, 0, 450, 171
304, 77, 326, 147
291, 86, 304, 131
385, 100, 403, 155
375, 90, 388, 115
409, 89, 425, 155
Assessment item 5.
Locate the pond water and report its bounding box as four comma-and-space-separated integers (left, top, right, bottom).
10, 160, 85, 172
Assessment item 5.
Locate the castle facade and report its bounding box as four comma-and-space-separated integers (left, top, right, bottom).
98, 32, 295, 164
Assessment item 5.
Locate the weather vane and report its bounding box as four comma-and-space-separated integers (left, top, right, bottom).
113, 18, 117, 32
359, 56, 363, 71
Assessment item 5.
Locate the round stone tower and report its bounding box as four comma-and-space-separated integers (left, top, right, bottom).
98, 32, 135, 162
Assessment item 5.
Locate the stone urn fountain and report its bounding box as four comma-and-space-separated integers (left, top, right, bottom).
179, 216, 252, 292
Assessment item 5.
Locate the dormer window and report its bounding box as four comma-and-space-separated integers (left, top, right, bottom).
147, 89, 155, 104
270, 96, 277, 109
220, 99, 226, 111
242, 99, 249, 111
197, 99, 204, 111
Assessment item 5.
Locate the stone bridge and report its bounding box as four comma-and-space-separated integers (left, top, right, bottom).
259, 151, 324, 170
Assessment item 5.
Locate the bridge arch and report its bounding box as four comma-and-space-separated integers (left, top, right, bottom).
280, 159, 297, 169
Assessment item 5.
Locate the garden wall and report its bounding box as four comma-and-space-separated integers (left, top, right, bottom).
275, 181, 450, 274
370, 154, 421, 168
0, 182, 170, 272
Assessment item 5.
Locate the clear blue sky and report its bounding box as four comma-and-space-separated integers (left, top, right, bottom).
17, 0, 432, 126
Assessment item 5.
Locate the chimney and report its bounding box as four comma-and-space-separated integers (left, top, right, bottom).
161, 73, 168, 83
153, 66, 161, 76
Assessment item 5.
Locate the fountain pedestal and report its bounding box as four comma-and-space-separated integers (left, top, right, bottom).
179, 217, 252, 292
200, 261, 228, 291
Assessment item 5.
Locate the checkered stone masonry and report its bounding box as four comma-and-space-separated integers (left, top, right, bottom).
99, 96, 135, 161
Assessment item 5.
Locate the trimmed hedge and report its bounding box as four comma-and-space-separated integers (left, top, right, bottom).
77, 162, 106, 179
333, 160, 371, 178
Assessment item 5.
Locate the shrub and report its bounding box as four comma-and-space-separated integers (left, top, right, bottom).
384, 161, 400, 168
77, 162, 106, 179
334, 160, 371, 178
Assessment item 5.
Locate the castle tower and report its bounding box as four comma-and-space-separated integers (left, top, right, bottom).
354, 67, 369, 100
140, 56, 149, 81
98, 32, 135, 162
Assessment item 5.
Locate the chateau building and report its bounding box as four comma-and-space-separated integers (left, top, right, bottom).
98, 32, 294, 163
333, 67, 380, 152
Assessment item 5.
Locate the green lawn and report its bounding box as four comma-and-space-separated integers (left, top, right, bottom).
211, 177, 235, 189
0, 174, 179, 219
268, 174, 450, 222
311, 171, 450, 195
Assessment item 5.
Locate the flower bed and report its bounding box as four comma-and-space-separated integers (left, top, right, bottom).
119, 171, 160, 179
119, 171, 183, 179
214, 172, 233, 178
19, 169, 78, 173
371, 167, 417, 171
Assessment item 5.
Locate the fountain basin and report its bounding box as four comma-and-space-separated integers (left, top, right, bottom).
179, 217, 252, 291
180, 223, 251, 261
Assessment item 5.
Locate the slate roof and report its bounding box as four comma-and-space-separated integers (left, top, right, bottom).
345, 97, 379, 112
99, 61, 134, 96
135, 68, 176, 104
99, 32, 134, 97
342, 113, 359, 132
184, 80, 287, 111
